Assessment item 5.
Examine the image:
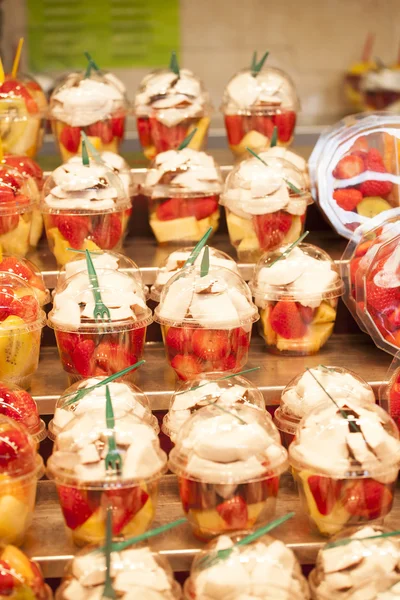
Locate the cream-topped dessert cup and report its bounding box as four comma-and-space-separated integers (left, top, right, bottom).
48, 268, 152, 384
144, 148, 222, 245
221, 156, 312, 263
289, 401, 400, 536
362, 68, 400, 111
47, 414, 168, 546
40, 161, 132, 266
0, 543, 52, 599
0, 253, 50, 306
274, 366, 375, 448
135, 67, 212, 160
154, 265, 259, 380
0, 381, 47, 444
169, 404, 288, 540
250, 243, 344, 356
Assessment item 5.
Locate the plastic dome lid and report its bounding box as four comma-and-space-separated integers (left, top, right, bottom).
0, 163, 37, 214
0, 272, 46, 332
0, 382, 46, 443
48, 267, 152, 332
0, 254, 50, 306
0, 73, 48, 118
154, 264, 258, 329
379, 352, 400, 431
151, 246, 239, 302
1, 155, 44, 188
0, 544, 50, 599
49, 376, 159, 441
162, 372, 265, 441
289, 400, 400, 479
169, 404, 288, 484
66, 151, 135, 198
0, 414, 40, 477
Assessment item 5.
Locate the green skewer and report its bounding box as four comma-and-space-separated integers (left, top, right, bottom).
246, 147, 303, 195
200, 245, 210, 278
175, 367, 261, 395
104, 386, 122, 475
177, 128, 197, 150
326, 529, 400, 549
96, 518, 187, 554
81, 139, 90, 166
169, 50, 180, 77
81, 131, 104, 164
102, 509, 116, 599
183, 227, 213, 268
84, 51, 100, 71
251, 50, 269, 76
267, 230, 309, 268
270, 126, 278, 148
84, 249, 111, 322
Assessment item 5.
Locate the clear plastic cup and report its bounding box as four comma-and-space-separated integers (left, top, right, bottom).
379, 353, 400, 433
221, 61, 299, 159
49, 70, 130, 161
0, 254, 50, 306
221, 156, 312, 263
0, 74, 47, 158
309, 113, 400, 239
47, 413, 168, 546
135, 67, 212, 160
169, 404, 288, 540
0, 381, 46, 443
48, 376, 159, 441
150, 246, 239, 303
309, 525, 400, 599
154, 265, 259, 380
274, 366, 375, 448
0, 272, 45, 389
56, 544, 181, 600
48, 268, 152, 384
184, 531, 309, 600
162, 372, 266, 444
40, 160, 132, 266
0, 543, 52, 599
0, 415, 44, 545
259, 145, 310, 189
289, 401, 400, 537
144, 149, 222, 245
362, 69, 400, 111
249, 243, 344, 356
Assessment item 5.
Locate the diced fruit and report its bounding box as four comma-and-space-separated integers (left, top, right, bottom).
72, 509, 104, 543
224, 115, 245, 146
171, 355, 202, 380
356, 197, 391, 218
0, 316, 36, 377
270, 300, 307, 339
156, 198, 189, 221
282, 215, 302, 244
53, 215, 90, 249
95, 341, 136, 373
355, 239, 374, 257
150, 216, 201, 244
165, 327, 192, 354
216, 496, 248, 528
104, 486, 149, 535
308, 475, 342, 516
59, 125, 81, 154
10, 295, 38, 322
71, 339, 95, 377
92, 213, 122, 249
0, 559, 14, 594
312, 302, 337, 324
273, 111, 296, 143
192, 196, 219, 220
389, 376, 400, 427
192, 329, 230, 361
86, 121, 114, 144
0, 428, 30, 469
333, 188, 363, 211
253, 211, 292, 251
232, 130, 269, 157
0, 216, 30, 256
1, 545, 35, 584
179, 478, 202, 513
226, 213, 255, 243
260, 306, 277, 346
298, 305, 315, 324
366, 280, 399, 314
333, 155, 365, 179
136, 117, 152, 148
189, 507, 226, 536
360, 158, 393, 197
0, 495, 30, 543
57, 485, 94, 530
276, 322, 334, 354
343, 479, 393, 519
0, 257, 32, 282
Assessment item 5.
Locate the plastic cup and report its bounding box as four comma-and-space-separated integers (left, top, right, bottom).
221, 156, 312, 263
249, 243, 344, 356
169, 404, 288, 540
162, 372, 266, 444
135, 68, 212, 160
0, 254, 50, 306
150, 246, 239, 303
362, 69, 400, 111
56, 544, 181, 600
48, 268, 152, 384
0, 543, 52, 599
154, 265, 259, 380
184, 530, 309, 600
47, 413, 168, 546
379, 353, 400, 433
274, 366, 375, 448
289, 401, 400, 537
309, 525, 400, 599
221, 64, 299, 159
48, 376, 159, 441
0, 381, 46, 443
144, 148, 222, 245
49, 70, 129, 161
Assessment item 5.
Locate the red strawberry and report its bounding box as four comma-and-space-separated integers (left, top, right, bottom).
387, 307, 400, 331
192, 196, 219, 220
273, 111, 296, 143
360, 153, 393, 197
9, 295, 39, 322
333, 188, 363, 211
224, 115, 245, 146
0, 215, 18, 235
270, 300, 307, 339
54, 215, 90, 248
308, 475, 342, 515
366, 148, 384, 166
2, 155, 43, 187
253, 115, 275, 139
57, 485, 94, 530
92, 213, 122, 249
0, 388, 38, 431
333, 155, 365, 180
389, 373, 400, 427
95, 341, 136, 372
129, 327, 146, 354
72, 339, 95, 377
366, 280, 399, 314
0, 186, 16, 204
59, 125, 81, 154
111, 116, 125, 139
253, 211, 292, 251
103, 486, 149, 535
136, 117, 152, 148
298, 305, 315, 324
192, 329, 230, 362
179, 478, 202, 513
156, 198, 190, 222
0, 560, 14, 595
216, 496, 248, 528
355, 240, 374, 257
212, 353, 238, 372
0, 429, 30, 469
171, 355, 202, 380
350, 136, 369, 153
343, 479, 393, 519
86, 121, 114, 144
165, 327, 192, 354
0, 257, 33, 281
0, 291, 14, 321
231, 327, 250, 354
57, 332, 80, 355
149, 118, 188, 153
1, 79, 38, 114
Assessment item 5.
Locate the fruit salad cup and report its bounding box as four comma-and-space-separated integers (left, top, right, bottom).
274, 366, 375, 448
48, 267, 152, 384
309, 113, 400, 239
221, 56, 299, 159
250, 243, 344, 355
0, 415, 43, 545
289, 401, 400, 536
144, 148, 222, 245
169, 404, 288, 540
221, 155, 312, 263
362, 68, 400, 111
0, 74, 47, 158
48, 376, 159, 441
309, 525, 400, 599
0, 255, 49, 306
135, 66, 212, 160
150, 246, 239, 303
184, 531, 309, 600
0, 382, 46, 444
379, 353, 400, 433
0, 273, 45, 389
49, 70, 129, 161
162, 372, 266, 444
0, 544, 52, 599
154, 264, 258, 380
47, 412, 168, 546
40, 160, 132, 267
56, 545, 181, 600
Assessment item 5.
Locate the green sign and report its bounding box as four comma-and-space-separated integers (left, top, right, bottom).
27, 0, 180, 72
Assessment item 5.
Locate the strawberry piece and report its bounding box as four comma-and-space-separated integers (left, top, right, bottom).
0, 429, 30, 470
136, 117, 152, 148
59, 125, 81, 154
216, 495, 248, 528
333, 188, 363, 211
272, 111, 296, 143
92, 213, 122, 249
165, 327, 192, 355
95, 341, 136, 372
111, 116, 125, 139
192, 329, 230, 362
355, 240, 374, 257
191, 196, 219, 220
0, 387, 39, 431
389, 373, 400, 428
129, 327, 146, 354
0, 257, 33, 281
387, 306, 400, 331
86, 121, 114, 144
253, 211, 292, 251
3, 155, 43, 188
308, 475, 342, 516
0, 291, 14, 321
54, 215, 90, 248
1, 79, 38, 114
171, 355, 202, 380
231, 327, 250, 353
0, 186, 16, 204
343, 479, 393, 519
298, 305, 315, 324
57, 485, 94, 530
9, 295, 39, 322
179, 478, 202, 513
270, 300, 307, 339
57, 332, 80, 356
0, 560, 14, 595
366, 148, 384, 166
366, 280, 399, 314
333, 154, 365, 179
212, 353, 238, 372
71, 339, 95, 377
156, 198, 191, 222
0, 215, 18, 235
149, 118, 188, 153
253, 114, 275, 139
224, 115, 245, 146
360, 153, 393, 197
104, 487, 149, 535
350, 136, 369, 153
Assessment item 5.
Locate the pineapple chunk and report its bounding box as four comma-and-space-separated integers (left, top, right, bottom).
226, 212, 255, 243
72, 509, 105, 545
188, 117, 211, 150
276, 323, 334, 354
260, 307, 277, 346
232, 130, 269, 156
197, 210, 220, 237
122, 495, 155, 536
283, 216, 302, 244
0, 495, 30, 544
238, 234, 260, 253
0, 217, 30, 256
150, 216, 199, 243
312, 302, 337, 324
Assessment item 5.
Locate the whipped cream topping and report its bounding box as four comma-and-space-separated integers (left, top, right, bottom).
145, 148, 222, 198
281, 367, 375, 419
62, 547, 178, 600
362, 68, 400, 92
313, 526, 400, 600
50, 73, 127, 127
135, 68, 209, 127
67, 152, 133, 198
260, 147, 310, 188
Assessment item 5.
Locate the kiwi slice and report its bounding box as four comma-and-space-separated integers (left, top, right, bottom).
357, 196, 391, 218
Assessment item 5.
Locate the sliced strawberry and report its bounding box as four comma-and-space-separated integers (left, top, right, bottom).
3, 155, 43, 188
86, 121, 114, 144
0, 559, 14, 595
56, 332, 80, 355
53, 215, 90, 248
57, 485, 94, 530
165, 326, 192, 355
389, 373, 400, 427
366, 148, 384, 166
298, 305, 315, 324
0, 291, 14, 321
136, 117, 152, 148
103, 486, 149, 535
333, 155, 365, 179
179, 478, 202, 513
71, 339, 95, 377
0, 388, 39, 431
224, 115, 245, 146
149, 118, 188, 153
0, 429, 30, 470
192, 329, 230, 362
111, 116, 125, 139
1, 79, 38, 114
253, 211, 292, 251
333, 188, 363, 211
253, 114, 275, 139
308, 475, 342, 516
59, 125, 81, 154
272, 111, 296, 143
156, 198, 190, 222
350, 136, 369, 153
95, 341, 136, 372
231, 327, 250, 354
129, 327, 146, 355
343, 479, 393, 519
191, 196, 219, 220
0, 257, 33, 281
171, 354, 202, 380
9, 295, 39, 322
366, 280, 399, 314
270, 300, 307, 339
212, 353, 238, 372
92, 213, 122, 249
355, 239, 374, 257
360, 154, 393, 197
216, 495, 248, 528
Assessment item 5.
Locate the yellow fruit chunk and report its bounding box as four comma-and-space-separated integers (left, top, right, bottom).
0, 495, 30, 544
0, 217, 30, 257
0, 316, 36, 378
47, 227, 73, 266
101, 138, 119, 154
83, 239, 100, 253
232, 130, 269, 157
312, 302, 337, 324
196, 210, 220, 238
188, 117, 211, 151
226, 212, 255, 244
282, 216, 302, 244
78, 136, 101, 154
144, 146, 157, 160
260, 306, 277, 346
189, 507, 226, 533
357, 197, 391, 218
238, 234, 260, 253
29, 209, 44, 248
150, 216, 199, 243
72, 509, 105, 545
247, 501, 269, 526
276, 323, 334, 354
122, 495, 155, 537
1, 544, 35, 582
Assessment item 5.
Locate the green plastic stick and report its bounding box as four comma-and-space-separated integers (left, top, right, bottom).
169, 50, 180, 76
84, 51, 99, 71
326, 529, 400, 549
267, 230, 309, 268
270, 126, 278, 148
246, 147, 303, 195
183, 227, 213, 268
102, 509, 116, 598
81, 139, 90, 166
81, 131, 104, 164
178, 128, 197, 150
175, 367, 261, 395
200, 245, 210, 278
96, 518, 187, 554
251, 50, 269, 76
